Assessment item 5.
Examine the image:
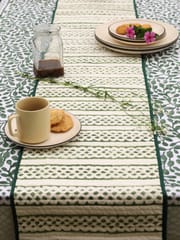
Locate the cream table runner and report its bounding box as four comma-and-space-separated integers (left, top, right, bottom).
13, 0, 165, 239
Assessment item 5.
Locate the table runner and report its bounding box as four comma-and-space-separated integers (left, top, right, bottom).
13, 0, 165, 239
0, 0, 179, 240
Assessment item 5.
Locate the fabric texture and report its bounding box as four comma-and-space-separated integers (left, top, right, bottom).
0, 0, 179, 240
14, 0, 163, 239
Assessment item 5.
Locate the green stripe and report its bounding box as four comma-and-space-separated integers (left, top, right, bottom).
11, 1, 61, 240
10, 148, 24, 240
141, 51, 167, 240
132, 1, 167, 239
133, 0, 138, 18
51, 0, 59, 24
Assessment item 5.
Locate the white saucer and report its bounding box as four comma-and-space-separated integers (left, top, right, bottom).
108, 19, 165, 42
5, 111, 81, 149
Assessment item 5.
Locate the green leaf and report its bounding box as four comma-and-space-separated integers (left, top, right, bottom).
167, 151, 173, 159
167, 160, 174, 167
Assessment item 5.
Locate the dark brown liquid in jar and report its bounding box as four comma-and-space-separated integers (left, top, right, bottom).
34, 59, 64, 78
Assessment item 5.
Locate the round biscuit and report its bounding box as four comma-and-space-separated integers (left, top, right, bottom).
50, 109, 64, 126
116, 24, 129, 35
141, 24, 151, 29
51, 113, 73, 133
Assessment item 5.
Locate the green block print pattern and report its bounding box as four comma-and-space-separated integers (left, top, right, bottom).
17, 215, 162, 234
17, 165, 159, 180
14, 185, 162, 206
136, 0, 180, 205
0, 0, 57, 205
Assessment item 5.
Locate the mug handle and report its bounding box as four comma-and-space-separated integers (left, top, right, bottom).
8, 114, 19, 137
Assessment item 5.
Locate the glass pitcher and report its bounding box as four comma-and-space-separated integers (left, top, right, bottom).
33, 23, 64, 78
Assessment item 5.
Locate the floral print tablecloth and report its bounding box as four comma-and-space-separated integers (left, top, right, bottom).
0, 0, 179, 240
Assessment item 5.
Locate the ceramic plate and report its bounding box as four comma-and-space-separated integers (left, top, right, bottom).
5, 111, 81, 149
108, 19, 165, 42
95, 20, 178, 54
96, 38, 175, 55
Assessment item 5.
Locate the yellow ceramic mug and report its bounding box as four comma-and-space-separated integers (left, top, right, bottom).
8, 97, 50, 143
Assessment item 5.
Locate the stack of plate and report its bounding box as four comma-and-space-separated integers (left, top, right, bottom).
95, 19, 179, 54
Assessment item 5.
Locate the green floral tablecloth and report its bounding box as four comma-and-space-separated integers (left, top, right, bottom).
0, 0, 179, 240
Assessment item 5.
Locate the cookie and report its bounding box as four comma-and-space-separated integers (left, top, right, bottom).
116, 24, 129, 35
141, 24, 152, 29
132, 23, 141, 27
50, 109, 64, 126
51, 113, 73, 133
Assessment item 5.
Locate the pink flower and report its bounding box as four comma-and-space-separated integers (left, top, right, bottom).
144, 31, 156, 44
126, 26, 135, 39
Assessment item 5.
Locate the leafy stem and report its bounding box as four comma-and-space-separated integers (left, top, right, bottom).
17, 71, 166, 135
16, 72, 131, 109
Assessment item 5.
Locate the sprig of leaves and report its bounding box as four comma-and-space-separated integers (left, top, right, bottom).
17, 71, 166, 135
134, 25, 152, 39
17, 72, 132, 110
151, 121, 166, 135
